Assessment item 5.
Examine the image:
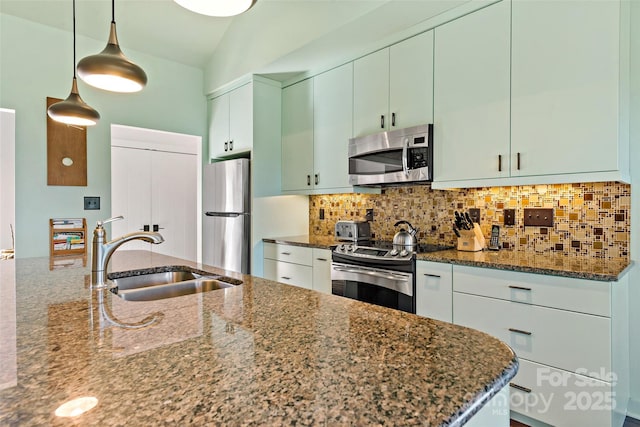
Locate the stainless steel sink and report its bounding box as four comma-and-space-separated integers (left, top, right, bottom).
108, 266, 240, 302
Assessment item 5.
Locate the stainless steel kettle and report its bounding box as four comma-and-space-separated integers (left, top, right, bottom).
393, 220, 418, 250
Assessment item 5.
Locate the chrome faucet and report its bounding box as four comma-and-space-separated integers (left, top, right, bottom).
91, 216, 164, 289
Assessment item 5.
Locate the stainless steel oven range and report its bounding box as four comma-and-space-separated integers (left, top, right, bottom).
331, 241, 452, 314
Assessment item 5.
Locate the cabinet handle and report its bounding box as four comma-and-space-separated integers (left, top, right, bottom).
392, 112, 396, 127
498, 154, 502, 172
508, 285, 532, 291
281, 252, 291, 255
510, 383, 532, 393
229, 140, 233, 150
315, 174, 319, 185
517, 152, 521, 170
316, 258, 328, 262
423, 273, 441, 278
281, 276, 291, 280
224, 142, 228, 152
141, 225, 150, 232
307, 175, 311, 186
380, 115, 385, 129
152, 224, 165, 232
508, 328, 532, 336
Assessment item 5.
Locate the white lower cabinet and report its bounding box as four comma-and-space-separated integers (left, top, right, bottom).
452, 265, 629, 427
312, 249, 332, 294
415, 261, 452, 322
263, 243, 332, 292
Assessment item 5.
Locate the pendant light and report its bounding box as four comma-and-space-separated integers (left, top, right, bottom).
173, 0, 257, 17
77, 0, 147, 93
47, 0, 100, 127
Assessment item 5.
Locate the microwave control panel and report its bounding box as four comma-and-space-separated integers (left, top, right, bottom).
408, 147, 429, 169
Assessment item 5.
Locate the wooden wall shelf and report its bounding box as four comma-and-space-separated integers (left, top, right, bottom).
50, 218, 87, 257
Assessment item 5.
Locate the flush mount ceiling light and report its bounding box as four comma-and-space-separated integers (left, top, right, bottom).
47, 0, 100, 127
77, 0, 147, 93
173, 0, 257, 17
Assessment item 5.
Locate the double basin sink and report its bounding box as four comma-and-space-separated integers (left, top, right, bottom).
108, 266, 242, 302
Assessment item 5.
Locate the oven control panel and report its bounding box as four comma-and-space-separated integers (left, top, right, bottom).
334, 244, 412, 260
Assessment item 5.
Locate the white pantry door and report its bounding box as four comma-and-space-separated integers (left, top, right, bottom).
111, 125, 202, 262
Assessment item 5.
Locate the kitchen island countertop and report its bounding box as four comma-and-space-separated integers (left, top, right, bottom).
0, 251, 517, 426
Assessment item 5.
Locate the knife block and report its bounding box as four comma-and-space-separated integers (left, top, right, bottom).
457, 223, 486, 252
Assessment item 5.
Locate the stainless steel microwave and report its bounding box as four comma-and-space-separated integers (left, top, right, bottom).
348, 124, 433, 186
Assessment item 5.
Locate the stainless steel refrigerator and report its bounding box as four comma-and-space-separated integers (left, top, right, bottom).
203, 158, 250, 274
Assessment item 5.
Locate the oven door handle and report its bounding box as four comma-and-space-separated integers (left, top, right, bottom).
333, 266, 410, 281
402, 137, 409, 177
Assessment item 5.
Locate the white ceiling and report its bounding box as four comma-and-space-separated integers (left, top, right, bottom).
0, 0, 390, 69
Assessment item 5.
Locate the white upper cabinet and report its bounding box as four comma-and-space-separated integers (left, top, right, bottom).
313, 63, 353, 191
281, 79, 314, 192
209, 82, 253, 159
354, 31, 434, 137
511, 0, 625, 178
433, 0, 510, 182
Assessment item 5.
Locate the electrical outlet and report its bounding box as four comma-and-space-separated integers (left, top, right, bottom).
84, 196, 100, 210
365, 208, 374, 221
319, 208, 325, 220
468, 208, 480, 224
504, 209, 515, 226
524, 208, 554, 227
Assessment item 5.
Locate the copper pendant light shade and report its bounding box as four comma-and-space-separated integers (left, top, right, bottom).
77, 0, 147, 93
47, 0, 100, 127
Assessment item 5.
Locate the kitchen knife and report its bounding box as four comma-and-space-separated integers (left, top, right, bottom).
464, 212, 474, 226
453, 223, 461, 237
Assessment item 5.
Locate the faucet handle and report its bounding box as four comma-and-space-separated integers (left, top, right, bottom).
97, 215, 124, 228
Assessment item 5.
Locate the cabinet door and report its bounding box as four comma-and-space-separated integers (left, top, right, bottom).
415, 261, 452, 322
208, 94, 230, 159
389, 31, 434, 129
313, 63, 353, 190
511, 0, 620, 177
111, 146, 152, 251
353, 48, 390, 137
282, 79, 314, 191
433, 0, 510, 182
312, 249, 331, 294
151, 151, 197, 262
228, 82, 253, 155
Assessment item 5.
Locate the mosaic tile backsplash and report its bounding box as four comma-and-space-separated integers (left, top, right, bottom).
309, 182, 631, 260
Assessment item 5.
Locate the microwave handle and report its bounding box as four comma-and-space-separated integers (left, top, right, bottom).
402, 138, 409, 177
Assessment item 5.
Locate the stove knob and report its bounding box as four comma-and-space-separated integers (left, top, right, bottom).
390, 249, 399, 256
346, 245, 354, 252
400, 249, 409, 257
339, 244, 346, 251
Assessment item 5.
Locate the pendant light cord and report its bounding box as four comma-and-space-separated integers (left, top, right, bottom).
72, 0, 76, 77
112, 0, 115, 24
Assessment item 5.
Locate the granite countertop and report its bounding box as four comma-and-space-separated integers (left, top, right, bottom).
264, 236, 631, 282
0, 251, 517, 426
418, 249, 631, 282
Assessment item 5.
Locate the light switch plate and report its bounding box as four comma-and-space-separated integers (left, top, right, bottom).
468, 208, 480, 224
504, 209, 515, 226
524, 208, 553, 227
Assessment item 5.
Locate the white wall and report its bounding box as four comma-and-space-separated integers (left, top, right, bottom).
0, 14, 206, 258
0, 109, 15, 252
628, 0, 640, 419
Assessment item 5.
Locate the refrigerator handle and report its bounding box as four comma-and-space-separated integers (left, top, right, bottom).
205, 212, 244, 218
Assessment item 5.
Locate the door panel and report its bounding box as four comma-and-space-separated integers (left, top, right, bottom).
353, 48, 390, 137
203, 214, 249, 274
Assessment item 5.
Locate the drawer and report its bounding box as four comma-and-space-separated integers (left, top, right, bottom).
453, 265, 611, 317
416, 261, 453, 323
510, 359, 613, 427
263, 259, 313, 290
312, 249, 332, 295
453, 292, 611, 377
264, 243, 313, 266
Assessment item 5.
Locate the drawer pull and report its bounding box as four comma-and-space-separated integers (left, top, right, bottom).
423, 273, 441, 278
508, 285, 532, 291
281, 276, 291, 280
316, 258, 328, 262
281, 252, 291, 255
509, 328, 532, 336
510, 383, 532, 393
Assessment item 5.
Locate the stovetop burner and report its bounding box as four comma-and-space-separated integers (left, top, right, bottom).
364, 240, 454, 254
